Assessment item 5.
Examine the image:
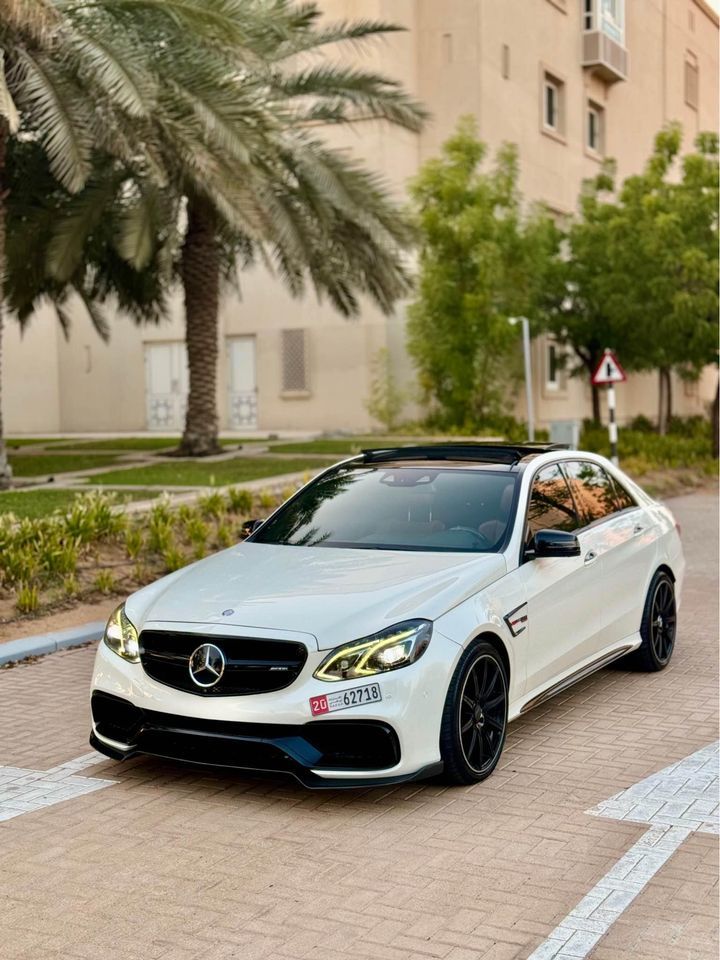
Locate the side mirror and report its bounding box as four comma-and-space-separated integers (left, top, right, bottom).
241, 518, 264, 538
531, 529, 581, 559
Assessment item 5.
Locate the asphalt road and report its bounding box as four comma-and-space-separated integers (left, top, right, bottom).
0, 492, 717, 960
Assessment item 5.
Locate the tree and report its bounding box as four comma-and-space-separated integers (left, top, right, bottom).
0, 0, 289, 486
540, 161, 638, 424
612, 126, 718, 433
365, 348, 406, 432
544, 126, 718, 431
8, 2, 427, 457
407, 117, 559, 429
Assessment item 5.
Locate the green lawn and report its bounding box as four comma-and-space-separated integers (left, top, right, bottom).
268, 437, 417, 455
8, 453, 125, 477
6, 438, 69, 448
57, 436, 262, 452
88, 455, 337, 487
0, 488, 160, 519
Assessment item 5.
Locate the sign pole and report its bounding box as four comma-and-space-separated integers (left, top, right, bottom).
592, 348, 625, 466
607, 382, 618, 466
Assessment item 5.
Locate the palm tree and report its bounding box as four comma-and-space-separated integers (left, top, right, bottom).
0, 0, 303, 484
27, 3, 427, 456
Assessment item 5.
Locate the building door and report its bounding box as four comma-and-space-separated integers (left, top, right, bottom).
144, 342, 188, 431
226, 336, 258, 429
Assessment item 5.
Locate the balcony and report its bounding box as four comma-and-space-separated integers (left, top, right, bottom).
582, 30, 628, 83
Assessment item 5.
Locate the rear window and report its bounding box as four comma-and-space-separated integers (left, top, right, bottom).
253, 465, 517, 553
563, 460, 619, 525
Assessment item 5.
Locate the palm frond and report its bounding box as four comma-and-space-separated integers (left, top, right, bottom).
13, 48, 93, 192
69, 21, 157, 118
116, 182, 163, 269
0, 52, 20, 133
47, 175, 121, 279
276, 65, 427, 133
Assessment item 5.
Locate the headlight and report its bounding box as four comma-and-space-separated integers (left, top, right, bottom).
314, 620, 432, 682
103, 603, 140, 663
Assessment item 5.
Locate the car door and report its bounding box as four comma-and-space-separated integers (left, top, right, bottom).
516, 462, 609, 695
564, 460, 654, 646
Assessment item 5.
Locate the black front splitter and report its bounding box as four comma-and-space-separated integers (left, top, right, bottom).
89, 732, 443, 790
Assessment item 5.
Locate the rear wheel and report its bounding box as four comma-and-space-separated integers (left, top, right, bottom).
623, 571, 677, 671
440, 641, 508, 785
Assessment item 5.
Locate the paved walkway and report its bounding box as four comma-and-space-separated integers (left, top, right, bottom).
0, 493, 717, 960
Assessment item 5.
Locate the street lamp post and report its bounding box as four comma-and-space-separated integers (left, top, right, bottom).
509, 316, 535, 442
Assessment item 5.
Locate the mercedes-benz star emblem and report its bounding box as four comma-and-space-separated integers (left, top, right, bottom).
188, 643, 226, 689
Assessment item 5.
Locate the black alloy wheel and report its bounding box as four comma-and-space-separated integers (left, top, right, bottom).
648, 576, 677, 665
440, 641, 508, 784
623, 570, 677, 671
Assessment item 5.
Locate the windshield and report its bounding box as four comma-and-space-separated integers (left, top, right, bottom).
252, 465, 517, 553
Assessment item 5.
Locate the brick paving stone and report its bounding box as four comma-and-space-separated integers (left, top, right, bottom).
0, 492, 717, 960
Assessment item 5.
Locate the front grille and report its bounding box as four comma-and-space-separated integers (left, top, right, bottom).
139, 630, 307, 696
91, 692, 401, 773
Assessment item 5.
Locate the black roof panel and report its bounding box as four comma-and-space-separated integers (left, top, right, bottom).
359, 442, 568, 466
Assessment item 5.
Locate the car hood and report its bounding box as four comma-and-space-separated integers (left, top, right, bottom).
126, 543, 506, 650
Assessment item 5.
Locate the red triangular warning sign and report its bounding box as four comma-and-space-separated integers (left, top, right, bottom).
591, 349, 627, 385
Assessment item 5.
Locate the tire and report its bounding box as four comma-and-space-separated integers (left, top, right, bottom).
439, 641, 508, 785
622, 570, 677, 671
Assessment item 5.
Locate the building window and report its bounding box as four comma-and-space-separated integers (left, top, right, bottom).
587, 101, 604, 153
542, 73, 564, 135
545, 342, 563, 391
583, 0, 594, 31
441, 32, 453, 64
684, 52, 699, 110
600, 0, 624, 43
501, 43, 510, 79
281, 329, 308, 393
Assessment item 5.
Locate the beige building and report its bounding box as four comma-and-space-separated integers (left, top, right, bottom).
4, 0, 718, 436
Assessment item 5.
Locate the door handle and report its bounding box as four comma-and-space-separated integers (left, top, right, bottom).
584, 550, 598, 565
633, 524, 645, 535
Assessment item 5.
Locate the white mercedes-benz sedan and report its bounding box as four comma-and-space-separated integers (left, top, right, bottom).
90, 443, 683, 788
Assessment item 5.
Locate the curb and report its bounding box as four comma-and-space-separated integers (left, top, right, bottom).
0, 620, 105, 666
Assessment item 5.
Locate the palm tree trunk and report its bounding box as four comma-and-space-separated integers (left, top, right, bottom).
658, 367, 671, 436
0, 120, 12, 490
178, 194, 221, 457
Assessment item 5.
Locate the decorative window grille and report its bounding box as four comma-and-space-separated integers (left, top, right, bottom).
281, 329, 308, 392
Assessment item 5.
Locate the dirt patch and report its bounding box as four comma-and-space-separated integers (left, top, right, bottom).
632, 468, 718, 500
0, 598, 118, 644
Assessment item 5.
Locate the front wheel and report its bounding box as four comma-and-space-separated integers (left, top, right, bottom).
439, 641, 508, 785
623, 571, 677, 671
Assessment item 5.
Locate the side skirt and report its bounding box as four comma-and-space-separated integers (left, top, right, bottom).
518, 644, 636, 715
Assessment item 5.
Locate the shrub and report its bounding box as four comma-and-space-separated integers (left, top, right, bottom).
63, 575, 79, 598
63, 491, 123, 543
581, 425, 714, 468
257, 489, 276, 510
16, 582, 39, 614
94, 570, 116, 594
226, 487, 253, 514
215, 522, 233, 549
1, 544, 39, 587
198, 491, 226, 520
162, 544, 186, 573
124, 527, 144, 560
41, 537, 79, 577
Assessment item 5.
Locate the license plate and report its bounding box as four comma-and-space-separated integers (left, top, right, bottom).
309, 683, 382, 716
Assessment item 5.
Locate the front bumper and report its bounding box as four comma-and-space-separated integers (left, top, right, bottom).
90, 690, 446, 788
89, 627, 460, 788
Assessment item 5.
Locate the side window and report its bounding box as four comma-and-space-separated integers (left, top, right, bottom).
609, 474, 636, 511
563, 460, 617, 525
526, 464, 580, 539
